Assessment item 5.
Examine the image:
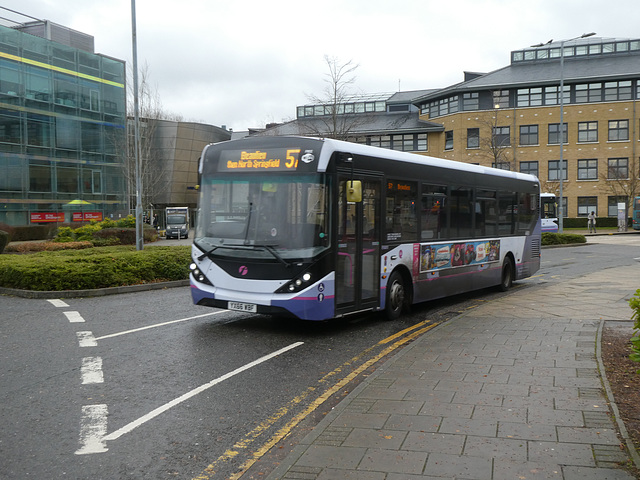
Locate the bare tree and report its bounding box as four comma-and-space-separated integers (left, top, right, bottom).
122, 63, 172, 212
473, 108, 513, 170
302, 55, 369, 140
600, 156, 640, 221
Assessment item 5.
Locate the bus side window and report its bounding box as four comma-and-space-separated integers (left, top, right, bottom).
386, 180, 417, 242
450, 186, 473, 239
475, 190, 497, 238
498, 191, 517, 235
421, 184, 447, 240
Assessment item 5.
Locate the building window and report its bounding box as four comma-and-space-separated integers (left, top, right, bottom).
492, 126, 510, 147
382, 134, 427, 152
577, 121, 598, 143
608, 120, 629, 141
445, 130, 453, 150
577, 197, 597, 217
577, 159, 598, 180
604, 81, 632, 101
608, 158, 628, 179
467, 128, 479, 148
493, 90, 509, 109
462, 92, 479, 111
548, 123, 567, 144
369, 135, 391, 149
608, 196, 627, 217
29, 162, 52, 192
575, 83, 602, 103
548, 160, 568, 181
416, 134, 427, 151
516, 88, 542, 107
519, 161, 538, 177
544, 85, 570, 105
519, 125, 538, 145
492, 162, 511, 171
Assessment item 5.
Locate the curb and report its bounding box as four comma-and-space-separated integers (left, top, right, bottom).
596, 319, 640, 470
0, 279, 190, 299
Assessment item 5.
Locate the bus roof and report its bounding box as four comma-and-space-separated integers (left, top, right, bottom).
201, 135, 539, 185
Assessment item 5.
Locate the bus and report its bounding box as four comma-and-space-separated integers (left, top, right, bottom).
540, 193, 558, 233
633, 196, 640, 230
189, 136, 541, 321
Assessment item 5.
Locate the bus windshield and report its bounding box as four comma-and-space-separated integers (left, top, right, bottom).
195, 173, 331, 260
541, 196, 557, 219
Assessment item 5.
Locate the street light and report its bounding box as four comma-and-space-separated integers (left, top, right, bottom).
533, 33, 596, 232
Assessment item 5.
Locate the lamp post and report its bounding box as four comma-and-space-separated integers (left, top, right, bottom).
533, 33, 596, 232
131, 0, 143, 250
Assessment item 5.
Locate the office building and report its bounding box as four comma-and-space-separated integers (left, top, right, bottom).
413, 37, 640, 219
0, 12, 127, 226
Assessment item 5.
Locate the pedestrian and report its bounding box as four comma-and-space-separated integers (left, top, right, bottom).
152, 214, 158, 230
588, 211, 596, 233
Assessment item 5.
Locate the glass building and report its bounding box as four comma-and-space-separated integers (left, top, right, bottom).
0, 21, 127, 226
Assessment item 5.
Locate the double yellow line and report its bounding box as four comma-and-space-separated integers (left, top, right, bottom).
193, 319, 438, 480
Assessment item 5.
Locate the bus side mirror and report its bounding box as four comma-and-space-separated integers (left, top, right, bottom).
346, 180, 362, 203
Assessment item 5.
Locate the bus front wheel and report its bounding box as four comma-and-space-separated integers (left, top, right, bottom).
385, 271, 406, 320
498, 257, 514, 292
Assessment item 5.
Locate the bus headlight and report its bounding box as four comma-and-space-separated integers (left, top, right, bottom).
190, 261, 213, 286
277, 271, 313, 294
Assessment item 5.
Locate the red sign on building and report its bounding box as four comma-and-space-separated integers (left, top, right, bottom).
30, 212, 65, 223
72, 212, 103, 222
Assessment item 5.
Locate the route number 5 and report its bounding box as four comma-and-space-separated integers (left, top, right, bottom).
286, 149, 300, 169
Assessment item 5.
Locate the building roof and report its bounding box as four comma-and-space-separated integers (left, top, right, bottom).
255, 111, 444, 137
413, 37, 640, 103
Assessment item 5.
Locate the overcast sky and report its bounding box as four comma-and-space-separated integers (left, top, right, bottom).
2, 0, 638, 131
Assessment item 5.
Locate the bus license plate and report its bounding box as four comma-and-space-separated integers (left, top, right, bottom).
228, 301, 257, 313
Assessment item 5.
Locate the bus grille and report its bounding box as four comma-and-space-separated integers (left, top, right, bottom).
531, 238, 541, 257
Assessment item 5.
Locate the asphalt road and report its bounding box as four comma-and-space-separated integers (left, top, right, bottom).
1, 232, 638, 479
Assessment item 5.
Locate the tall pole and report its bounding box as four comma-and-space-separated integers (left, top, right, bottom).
558, 41, 565, 233
532, 33, 596, 232
131, 0, 143, 250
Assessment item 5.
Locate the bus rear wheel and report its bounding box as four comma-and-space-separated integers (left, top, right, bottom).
385, 271, 406, 320
498, 257, 514, 292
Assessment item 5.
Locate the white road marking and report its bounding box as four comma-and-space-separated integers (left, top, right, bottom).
95, 310, 227, 341
47, 299, 69, 307
102, 342, 304, 444
64, 311, 85, 323
77, 331, 97, 347
81, 357, 104, 384
75, 404, 109, 455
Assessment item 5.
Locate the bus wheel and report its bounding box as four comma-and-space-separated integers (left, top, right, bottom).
498, 257, 514, 292
385, 271, 405, 320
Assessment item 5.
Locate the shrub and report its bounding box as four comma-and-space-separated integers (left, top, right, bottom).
0, 223, 15, 242
0, 230, 9, 254
4, 241, 94, 253
629, 290, 640, 367
53, 226, 75, 243
93, 227, 137, 245
73, 223, 102, 242
541, 232, 587, 245
115, 215, 136, 228
0, 245, 191, 290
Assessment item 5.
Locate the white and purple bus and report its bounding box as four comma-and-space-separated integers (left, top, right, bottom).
190, 136, 541, 321
540, 193, 559, 233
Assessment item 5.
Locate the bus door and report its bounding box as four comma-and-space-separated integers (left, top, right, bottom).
336, 174, 381, 315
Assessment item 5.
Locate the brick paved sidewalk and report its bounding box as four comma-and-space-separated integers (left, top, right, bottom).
268, 264, 640, 480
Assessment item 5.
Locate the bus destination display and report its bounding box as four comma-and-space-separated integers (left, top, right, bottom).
219, 148, 316, 172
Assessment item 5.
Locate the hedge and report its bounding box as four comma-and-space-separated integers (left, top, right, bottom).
0, 245, 191, 291
561, 217, 632, 229
541, 232, 587, 245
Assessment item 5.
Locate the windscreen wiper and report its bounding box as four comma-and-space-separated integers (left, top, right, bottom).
196, 242, 291, 267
